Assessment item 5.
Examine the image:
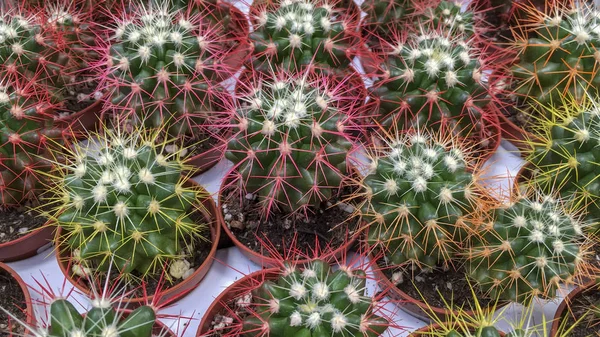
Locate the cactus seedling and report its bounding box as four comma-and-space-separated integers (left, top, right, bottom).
358, 128, 484, 271
225, 68, 359, 217
46, 125, 208, 281
466, 192, 588, 303
240, 259, 389, 337
248, 0, 361, 72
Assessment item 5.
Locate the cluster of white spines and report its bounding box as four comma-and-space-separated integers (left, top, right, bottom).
277, 264, 370, 334
544, 3, 600, 47
427, 2, 468, 33
0, 14, 38, 56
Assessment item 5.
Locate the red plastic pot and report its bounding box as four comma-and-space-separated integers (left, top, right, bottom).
409, 323, 506, 337
186, 129, 232, 174
0, 262, 35, 332
0, 224, 55, 262
218, 171, 361, 267
55, 180, 222, 307
196, 268, 280, 337
55, 98, 104, 134
215, 3, 251, 81
550, 280, 597, 337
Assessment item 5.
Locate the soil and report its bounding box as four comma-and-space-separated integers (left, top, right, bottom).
562, 285, 600, 337
60, 77, 101, 116
0, 205, 47, 245
222, 186, 360, 260
379, 261, 495, 312
0, 268, 27, 336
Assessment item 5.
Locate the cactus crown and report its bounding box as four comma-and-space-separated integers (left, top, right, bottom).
250, 0, 359, 72
0, 83, 66, 207
360, 129, 481, 270
509, 1, 600, 110
421, 1, 474, 37
241, 259, 388, 337
47, 125, 207, 280
523, 94, 600, 227
104, 0, 233, 138
225, 70, 355, 217
467, 192, 587, 303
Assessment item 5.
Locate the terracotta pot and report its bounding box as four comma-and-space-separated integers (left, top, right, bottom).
215, 3, 251, 81
0, 262, 35, 331
186, 129, 232, 174
196, 268, 280, 337
550, 280, 597, 337
370, 253, 507, 322
218, 172, 361, 267
55, 98, 104, 134
0, 223, 55, 262
409, 323, 506, 337
55, 180, 222, 307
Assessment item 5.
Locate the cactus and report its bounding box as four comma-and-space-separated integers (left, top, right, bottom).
360, 0, 415, 49
420, 1, 475, 38
100, 0, 236, 139
47, 125, 208, 280
0, 82, 68, 207
225, 69, 357, 217
369, 28, 498, 148
508, 1, 600, 113
241, 259, 388, 337
359, 129, 482, 271
248, 0, 361, 72
522, 94, 600, 228
466, 193, 587, 303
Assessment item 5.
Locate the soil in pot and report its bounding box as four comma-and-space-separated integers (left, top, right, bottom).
222, 186, 360, 259
59, 76, 102, 118
0, 268, 27, 336
380, 262, 494, 311
0, 203, 47, 245
561, 285, 600, 337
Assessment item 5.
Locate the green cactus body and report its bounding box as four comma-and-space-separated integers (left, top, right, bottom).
510, 3, 600, 110
360, 0, 413, 48
48, 299, 155, 337
416, 325, 503, 337
421, 1, 474, 37
0, 86, 64, 206
370, 31, 492, 143
467, 195, 585, 303
225, 72, 353, 216
105, 2, 233, 138
249, 0, 359, 72
52, 128, 205, 278
242, 260, 388, 337
362, 132, 478, 270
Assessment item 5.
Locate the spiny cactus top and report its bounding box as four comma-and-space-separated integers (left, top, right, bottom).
49, 127, 207, 279
421, 1, 475, 37
226, 70, 356, 217
0, 84, 66, 207
241, 260, 388, 337
360, 0, 413, 47
525, 98, 600, 227
103, 1, 235, 138
370, 30, 494, 145
414, 325, 505, 337
45, 299, 157, 337
249, 0, 360, 72
467, 194, 586, 303
509, 2, 600, 110
361, 131, 480, 270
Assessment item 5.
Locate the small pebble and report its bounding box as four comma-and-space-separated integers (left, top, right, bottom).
283, 219, 292, 230
245, 193, 254, 200
415, 276, 425, 282
337, 202, 354, 213
230, 220, 244, 230
182, 268, 195, 280
224, 214, 232, 221
446, 282, 453, 290
18, 227, 28, 234
0, 324, 7, 329
8, 227, 14, 234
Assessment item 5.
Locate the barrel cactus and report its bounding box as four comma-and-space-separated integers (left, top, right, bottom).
360, 0, 415, 49
369, 28, 498, 148
360, 129, 482, 271
508, 1, 600, 114
101, 0, 236, 139
249, 0, 361, 72
225, 70, 357, 217
466, 193, 587, 303
241, 259, 389, 337
48, 126, 207, 280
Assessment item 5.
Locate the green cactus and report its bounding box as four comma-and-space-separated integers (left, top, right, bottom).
104, 0, 235, 139
249, 0, 360, 72
0, 84, 66, 207
414, 325, 505, 337
421, 1, 475, 37
242, 259, 388, 337
225, 70, 355, 216
509, 2, 600, 112
48, 126, 207, 280
369, 29, 495, 146
360, 0, 413, 48
467, 193, 586, 303
361, 130, 481, 271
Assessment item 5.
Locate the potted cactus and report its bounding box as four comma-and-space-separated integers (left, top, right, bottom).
45, 125, 221, 305
550, 280, 600, 337
357, 127, 495, 320
221, 68, 363, 266
196, 258, 392, 337
0, 262, 34, 336
98, 0, 244, 173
